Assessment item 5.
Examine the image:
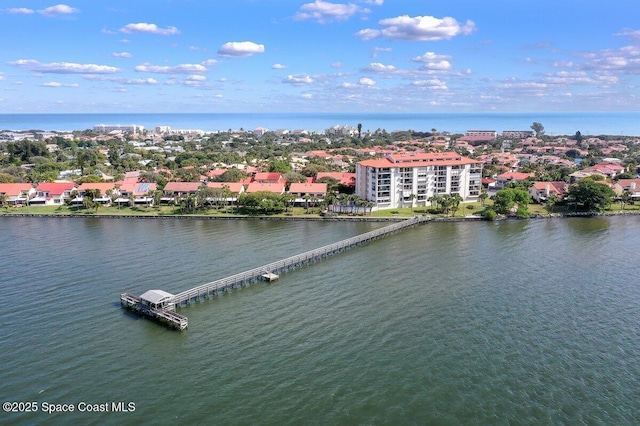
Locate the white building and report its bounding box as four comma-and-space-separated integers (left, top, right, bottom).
325, 125, 356, 137
465, 130, 498, 138
355, 152, 482, 210
93, 124, 144, 133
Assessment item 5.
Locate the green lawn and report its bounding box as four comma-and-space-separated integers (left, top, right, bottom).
2, 200, 638, 218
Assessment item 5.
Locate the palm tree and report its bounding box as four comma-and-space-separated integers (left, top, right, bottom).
408, 193, 416, 213
620, 190, 631, 211
545, 193, 559, 214
449, 193, 463, 217
0, 193, 9, 210
479, 188, 488, 206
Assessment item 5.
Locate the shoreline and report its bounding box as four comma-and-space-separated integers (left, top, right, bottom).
2, 210, 640, 222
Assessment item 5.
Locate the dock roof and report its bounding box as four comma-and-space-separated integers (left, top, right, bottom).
140, 290, 175, 305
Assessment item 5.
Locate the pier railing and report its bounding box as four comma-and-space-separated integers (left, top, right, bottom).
171, 216, 428, 307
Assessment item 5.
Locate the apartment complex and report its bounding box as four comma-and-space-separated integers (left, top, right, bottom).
355, 152, 482, 210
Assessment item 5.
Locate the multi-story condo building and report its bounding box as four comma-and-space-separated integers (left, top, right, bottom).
465, 130, 498, 138
501, 130, 534, 139
93, 124, 145, 134
355, 152, 482, 210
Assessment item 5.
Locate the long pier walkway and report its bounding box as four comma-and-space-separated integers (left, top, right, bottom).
121, 216, 429, 329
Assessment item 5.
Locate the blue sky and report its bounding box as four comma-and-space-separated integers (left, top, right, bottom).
1, 0, 639, 113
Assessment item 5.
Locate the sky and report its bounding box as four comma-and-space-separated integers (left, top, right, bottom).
1, 0, 639, 114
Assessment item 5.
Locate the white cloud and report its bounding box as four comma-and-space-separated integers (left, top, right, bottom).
4, 8, 35, 14
42, 81, 79, 87
295, 1, 369, 24
186, 75, 207, 82
283, 74, 314, 84
364, 62, 396, 73
134, 63, 207, 74
359, 77, 376, 86
301, 93, 313, 99
411, 52, 454, 72
331, 62, 344, 68
272, 63, 288, 70
120, 23, 180, 36
123, 78, 157, 85
38, 4, 79, 17
202, 59, 219, 66
356, 15, 476, 41
614, 28, 640, 40
111, 52, 132, 58
9, 59, 120, 74
217, 41, 265, 58
362, 0, 383, 5
412, 78, 447, 90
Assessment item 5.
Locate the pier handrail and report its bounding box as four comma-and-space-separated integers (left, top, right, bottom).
171, 216, 427, 305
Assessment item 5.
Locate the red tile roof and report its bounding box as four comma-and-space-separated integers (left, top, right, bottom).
35, 182, 76, 195
206, 182, 244, 193
0, 183, 33, 196
316, 172, 356, 186
253, 172, 283, 183
288, 182, 328, 194
245, 182, 285, 194
163, 182, 202, 193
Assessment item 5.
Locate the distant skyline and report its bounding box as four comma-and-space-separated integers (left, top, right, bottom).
1, 1, 639, 114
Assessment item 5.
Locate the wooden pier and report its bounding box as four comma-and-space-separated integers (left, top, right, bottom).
121, 216, 429, 330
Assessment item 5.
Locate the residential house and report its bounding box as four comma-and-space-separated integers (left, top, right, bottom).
528, 181, 568, 203
612, 179, 640, 201
31, 182, 76, 205
316, 172, 356, 188
253, 172, 286, 184
161, 181, 202, 204
0, 183, 36, 205
245, 182, 285, 194
495, 172, 534, 189
116, 182, 157, 206
74, 182, 119, 205
288, 182, 327, 205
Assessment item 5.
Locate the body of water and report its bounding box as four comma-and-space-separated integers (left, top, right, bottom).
1, 216, 639, 424
1, 111, 639, 136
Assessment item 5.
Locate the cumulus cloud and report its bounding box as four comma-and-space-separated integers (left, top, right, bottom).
412, 52, 454, 71
9, 59, 120, 74
111, 52, 132, 58
364, 62, 396, 73
295, 1, 369, 24
272, 63, 288, 70
123, 78, 157, 85
120, 23, 180, 36
412, 78, 447, 90
217, 41, 265, 58
359, 77, 376, 86
42, 81, 79, 87
283, 74, 314, 84
202, 59, 219, 66
186, 75, 207, 81
355, 15, 476, 41
134, 63, 207, 74
38, 4, 79, 16
3, 8, 35, 14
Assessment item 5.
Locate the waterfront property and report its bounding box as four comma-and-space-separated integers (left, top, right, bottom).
355, 152, 482, 210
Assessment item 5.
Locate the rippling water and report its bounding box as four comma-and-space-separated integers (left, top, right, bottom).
1, 217, 639, 424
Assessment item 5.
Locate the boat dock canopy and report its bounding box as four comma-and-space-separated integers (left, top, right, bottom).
140, 290, 175, 308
